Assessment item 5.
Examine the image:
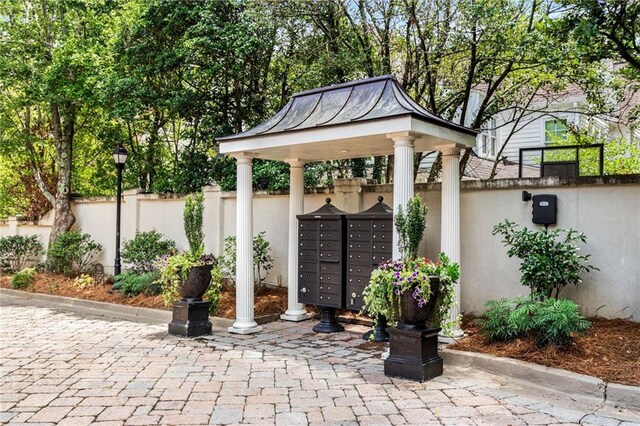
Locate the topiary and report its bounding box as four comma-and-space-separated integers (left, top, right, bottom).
184, 192, 204, 256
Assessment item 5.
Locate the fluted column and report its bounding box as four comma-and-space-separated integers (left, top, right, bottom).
440, 147, 463, 338
228, 155, 262, 334
281, 160, 311, 322
390, 134, 417, 259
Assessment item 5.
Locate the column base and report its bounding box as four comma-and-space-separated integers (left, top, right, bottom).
312, 307, 344, 333
280, 311, 312, 322
227, 325, 263, 335
384, 327, 443, 382
438, 328, 465, 343
168, 301, 212, 337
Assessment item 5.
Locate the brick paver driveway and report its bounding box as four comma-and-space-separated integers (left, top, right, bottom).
1, 303, 638, 426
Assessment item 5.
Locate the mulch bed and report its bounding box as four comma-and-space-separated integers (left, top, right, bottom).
450, 315, 640, 386
0, 273, 287, 319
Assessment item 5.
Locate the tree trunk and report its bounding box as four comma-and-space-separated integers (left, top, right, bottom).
372, 156, 384, 183
48, 104, 76, 248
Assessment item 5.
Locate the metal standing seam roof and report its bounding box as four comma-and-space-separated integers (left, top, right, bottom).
218, 75, 477, 142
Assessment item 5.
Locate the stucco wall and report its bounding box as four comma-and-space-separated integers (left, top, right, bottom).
3, 176, 638, 321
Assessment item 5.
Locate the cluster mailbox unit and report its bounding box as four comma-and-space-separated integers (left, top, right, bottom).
297, 198, 347, 332
345, 196, 393, 312
297, 197, 393, 336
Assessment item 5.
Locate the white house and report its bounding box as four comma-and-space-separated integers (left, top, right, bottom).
419, 83, 640, 180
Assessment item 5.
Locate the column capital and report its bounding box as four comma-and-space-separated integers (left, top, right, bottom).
285, 159, 306, 168
232, 152, 258, 164
387, 131, 420, 147
436, 145, 463, 156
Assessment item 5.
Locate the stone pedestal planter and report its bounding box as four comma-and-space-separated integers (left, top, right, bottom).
384, 326, 443, 382
168, 265, 213, 337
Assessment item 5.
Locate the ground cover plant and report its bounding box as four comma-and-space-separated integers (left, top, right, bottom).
476, 297, 591, 347
11, 267, 36, 289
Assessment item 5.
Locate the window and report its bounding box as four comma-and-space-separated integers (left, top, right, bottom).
480, 117, 498, 157
544, 119, 567, 144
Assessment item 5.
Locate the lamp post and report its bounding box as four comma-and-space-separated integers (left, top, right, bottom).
113, 145, 128, 276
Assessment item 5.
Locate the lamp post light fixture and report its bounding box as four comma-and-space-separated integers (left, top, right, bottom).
113, 145, 128, 276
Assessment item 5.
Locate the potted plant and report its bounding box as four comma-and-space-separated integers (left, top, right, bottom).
362, 196, 460, 381
160, 192, 220, 337
363, 196, 459, 333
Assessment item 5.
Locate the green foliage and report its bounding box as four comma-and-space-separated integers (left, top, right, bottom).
121, 231, 176, 273
547, 128, 640, 175
205, 266, 223, 315
362, 253, 460, 336
46, 231, 102, 275
11, 267, 36, 289
477, 297, 591, 347
73, 274, 95, 290
394, 196, 428, 261
219, 232, 274, 290
0, 235, 43, 272
531, 298, 592, 347
113, 271, 161, 296
155, 252, 217, 306
184, 192, 205, 256
493, 220, 598, 300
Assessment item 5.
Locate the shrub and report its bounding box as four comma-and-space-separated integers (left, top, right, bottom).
531, 298, 591, 347
113, 271, 161, 296
219, 231, 273, 291
184, 192, 204, 256
205, 266, 223, 315
492, 220, 598, 299
12, 267, 36, 289
47, 231, 102, 275
121, 231, 176, 273
476, 297, 590, 347
394, 195, 427, 261
0, 235, 43, 272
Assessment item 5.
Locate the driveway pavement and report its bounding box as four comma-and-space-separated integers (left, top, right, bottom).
0, 303, 638, 425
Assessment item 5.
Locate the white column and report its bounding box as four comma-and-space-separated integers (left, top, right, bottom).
281, 160, 311, 322
390, 135, 416, 259
228, 155, 262, 334
440, 147, 464, 338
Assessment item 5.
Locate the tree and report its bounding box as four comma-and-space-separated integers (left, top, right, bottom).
559, 0, 640, 79
0, 0, 118, 244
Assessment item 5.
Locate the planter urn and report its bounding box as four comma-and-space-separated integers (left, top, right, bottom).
385, 275, 444, 382
168, 265, 213, 337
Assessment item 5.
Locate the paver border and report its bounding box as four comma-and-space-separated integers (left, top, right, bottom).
441, 348, 640, 411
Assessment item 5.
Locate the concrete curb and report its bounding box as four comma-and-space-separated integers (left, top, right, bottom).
1, 288, 172, 325
0, 288, 281, 330
441, 348, 640, 411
